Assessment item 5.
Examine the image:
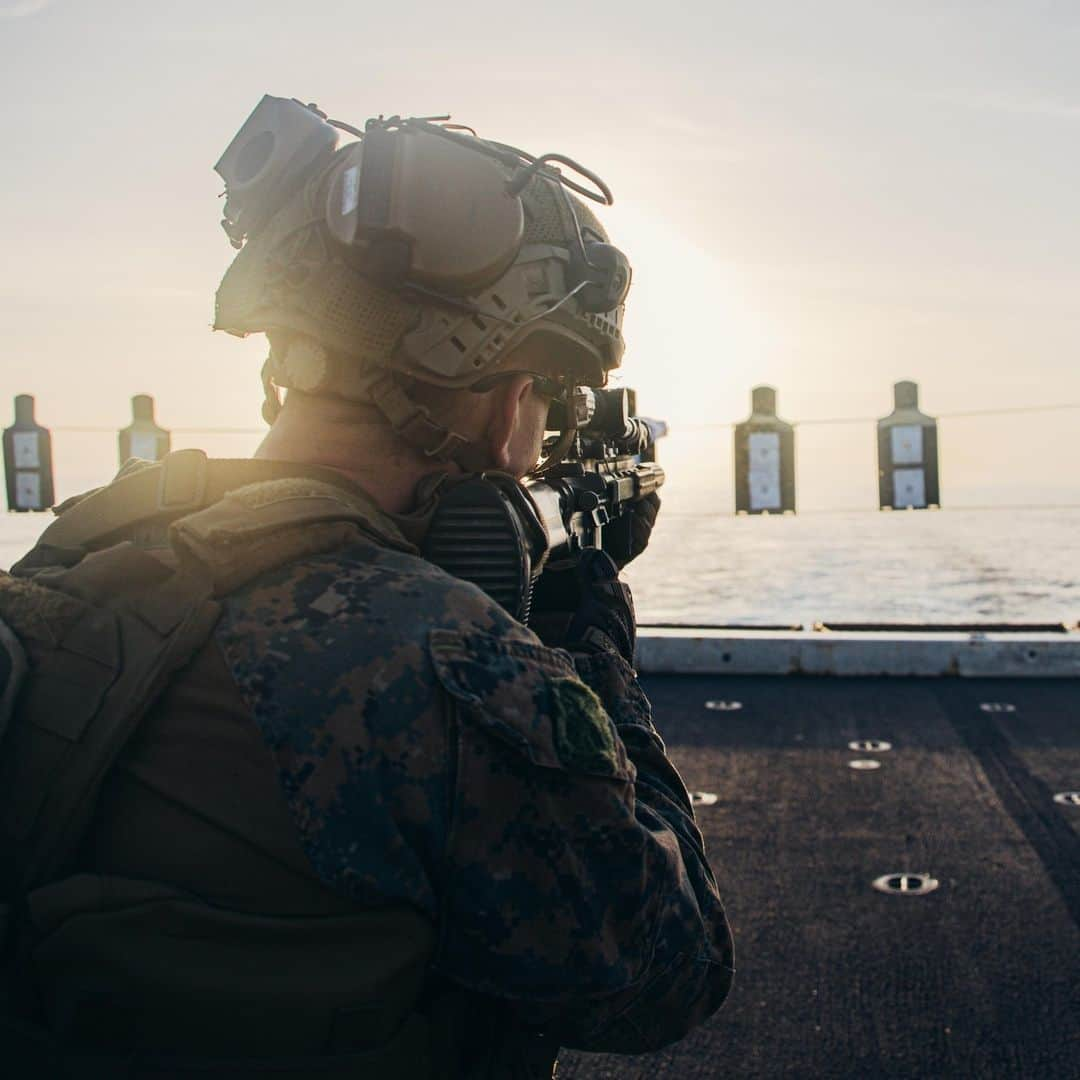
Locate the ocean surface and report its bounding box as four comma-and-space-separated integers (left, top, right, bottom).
4, 501, 1077, 628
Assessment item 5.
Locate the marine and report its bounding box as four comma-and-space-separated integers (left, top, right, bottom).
0, 98, 733, 1077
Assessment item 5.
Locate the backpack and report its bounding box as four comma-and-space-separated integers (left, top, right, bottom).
0, 450, 531, 1078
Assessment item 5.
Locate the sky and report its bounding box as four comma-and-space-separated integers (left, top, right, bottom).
1, 0, 1078, 507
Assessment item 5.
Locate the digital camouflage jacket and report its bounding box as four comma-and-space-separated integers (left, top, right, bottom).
210, 489, 735, 1052
7, 458, 733, 1066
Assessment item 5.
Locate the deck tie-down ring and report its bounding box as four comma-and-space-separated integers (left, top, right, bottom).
872, 872, 940, 896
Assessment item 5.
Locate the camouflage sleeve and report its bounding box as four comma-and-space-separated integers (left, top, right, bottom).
566, 645, 734, 1045
430, 628, 734, 1053
216, 545, 731, 1055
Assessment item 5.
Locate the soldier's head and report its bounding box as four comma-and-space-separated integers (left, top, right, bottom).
212, 98, 631, 477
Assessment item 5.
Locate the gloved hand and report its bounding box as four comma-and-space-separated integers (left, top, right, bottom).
529, 549, 636, 663
602, 493, 661, 569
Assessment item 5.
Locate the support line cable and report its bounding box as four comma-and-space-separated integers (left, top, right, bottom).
40, 399, 1080, 436
679, 400, 1080, 431
658, 502, 1080, 518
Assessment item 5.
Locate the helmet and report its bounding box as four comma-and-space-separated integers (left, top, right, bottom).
212, 97, 631, 460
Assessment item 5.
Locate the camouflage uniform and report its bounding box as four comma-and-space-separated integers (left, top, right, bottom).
201, 480, 735, 1053
3, 458, 731, 1073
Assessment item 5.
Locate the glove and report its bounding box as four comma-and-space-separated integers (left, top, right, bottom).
529, 549, 636, 663
602, 493, 661, 569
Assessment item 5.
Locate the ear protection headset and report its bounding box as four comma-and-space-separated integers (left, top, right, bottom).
215, 96, 631, 318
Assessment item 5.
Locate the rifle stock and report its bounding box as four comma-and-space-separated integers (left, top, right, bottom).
422, 387, 666, 619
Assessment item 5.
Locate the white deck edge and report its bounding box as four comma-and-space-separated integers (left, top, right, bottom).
635, 629, 1080, 678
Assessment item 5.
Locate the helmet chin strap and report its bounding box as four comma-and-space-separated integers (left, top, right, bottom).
529, 366, 580, 478
261, 354, 478, 464
361, 367, 585, 477
357, 369, 479, 465
262, 340, 583, 477
531, 427, 575, 477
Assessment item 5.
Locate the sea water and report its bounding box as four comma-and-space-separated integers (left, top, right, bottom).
4, 500, 1077, 627
620, 505, 1080, 626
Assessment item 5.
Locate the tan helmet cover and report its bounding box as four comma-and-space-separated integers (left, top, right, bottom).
213, 124, 628, 456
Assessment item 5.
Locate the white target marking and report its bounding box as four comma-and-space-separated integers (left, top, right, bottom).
14, 472, 41, 509
705, 700, 743, 711
979, 702, 1016, 713
848, 759, 882, 771
12, 432, 39, 468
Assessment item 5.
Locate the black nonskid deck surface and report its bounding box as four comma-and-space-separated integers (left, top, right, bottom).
559, 676, 1080, 1080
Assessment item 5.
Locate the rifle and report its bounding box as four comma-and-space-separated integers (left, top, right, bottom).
423, 387, 667, 621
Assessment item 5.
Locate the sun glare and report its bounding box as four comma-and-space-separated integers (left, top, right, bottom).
606, 202, 777, 428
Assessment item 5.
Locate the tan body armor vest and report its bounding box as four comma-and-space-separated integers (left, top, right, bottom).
0, 451, 554, 1079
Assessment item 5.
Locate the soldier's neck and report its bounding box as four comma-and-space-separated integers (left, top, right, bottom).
253, 395, 462, 515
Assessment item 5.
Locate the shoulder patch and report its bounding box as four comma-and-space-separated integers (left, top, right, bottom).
548, 677, 620, 776
430, 628, 631, 781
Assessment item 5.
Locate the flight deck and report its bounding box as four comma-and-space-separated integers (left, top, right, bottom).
560, 668, 1080, 1079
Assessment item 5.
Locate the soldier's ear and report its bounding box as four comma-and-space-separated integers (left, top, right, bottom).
487, 373, 535, 471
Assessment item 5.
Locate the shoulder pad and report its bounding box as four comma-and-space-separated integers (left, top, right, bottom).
171, 476, 414, 594
430, 628, 633, 782
21, 452, 411, 576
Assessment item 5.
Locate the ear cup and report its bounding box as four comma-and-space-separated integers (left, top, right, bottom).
575, 242, 632, 313
325, 128, 525, 296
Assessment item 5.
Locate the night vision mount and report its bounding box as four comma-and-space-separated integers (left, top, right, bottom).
215, 95, 632, 315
